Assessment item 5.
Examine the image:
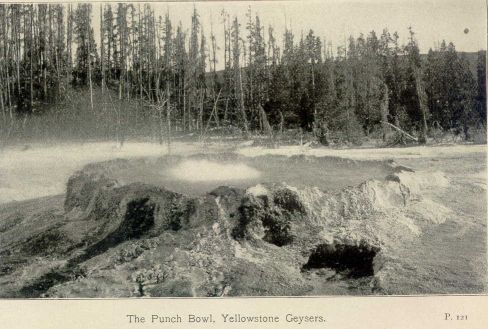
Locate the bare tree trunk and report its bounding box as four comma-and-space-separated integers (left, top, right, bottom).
414, 68, 428, 144
259, 104, 273, 144
198, 90, 204, 132
223, 98, 229, 123
0, 9, 7, 122
2, 6, 12, 120
279, 111, 284, 135
382, 121, 418, 142
213, 93, 220, 127
100, 4, 104, 96
183, 87, 186, 132
29, 6, 33, 112
104, 80, 120, 145
87, 25, 93, 112
203, 88, 221, 138
381, 83, 390, 141
0, 74, 5, 122
238, 65, 249, 137
13, 8, 21, 97
188, 97, 192, 132
43, 6, 49, 100
158, 103, 163, 145
138, 4, 143, 104
166, 84, 171, 154
66, 4, 72, 84
6, 59, 12, 119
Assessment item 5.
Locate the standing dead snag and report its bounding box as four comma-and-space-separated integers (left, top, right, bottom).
414, 68, 428, 144
87, 16, 93, 112
231, 16, 249, 138
100, 4, 105, 98
259, 104, 274, 145
201, 88, 222, 142
150, 89, 171, 154
381, 83, 390, 142
166, 91, 171, 155
104, 80, 122, 147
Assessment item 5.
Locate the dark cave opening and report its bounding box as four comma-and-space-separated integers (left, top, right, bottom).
123, 197, 156, 239
302, 242, 380, 278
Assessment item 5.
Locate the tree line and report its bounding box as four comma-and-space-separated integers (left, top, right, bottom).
0, 3, 486, 144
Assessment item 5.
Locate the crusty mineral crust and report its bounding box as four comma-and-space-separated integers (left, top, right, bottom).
1, 157, 449, 297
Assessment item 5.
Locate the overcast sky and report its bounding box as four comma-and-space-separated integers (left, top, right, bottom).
90, 0, 486, 67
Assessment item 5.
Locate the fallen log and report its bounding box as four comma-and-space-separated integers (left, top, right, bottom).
381, 121, 418, 142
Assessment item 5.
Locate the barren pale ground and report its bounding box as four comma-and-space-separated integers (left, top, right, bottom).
0, 142, 486, 295
1, 142, 485, 204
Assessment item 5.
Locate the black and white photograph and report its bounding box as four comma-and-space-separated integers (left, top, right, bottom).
0, 0, 486, 299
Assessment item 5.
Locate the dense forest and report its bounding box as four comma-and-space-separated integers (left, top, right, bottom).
0, 3, 486, 145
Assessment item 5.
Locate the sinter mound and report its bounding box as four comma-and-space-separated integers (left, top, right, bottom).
0, 156, 450, 297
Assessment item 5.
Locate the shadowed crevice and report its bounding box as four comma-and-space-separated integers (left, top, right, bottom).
303, 242, 379, 278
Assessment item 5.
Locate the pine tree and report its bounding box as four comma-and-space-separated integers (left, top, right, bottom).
73, 4, 97, 89
400, 27, 426, 140
476, 50, 486, 127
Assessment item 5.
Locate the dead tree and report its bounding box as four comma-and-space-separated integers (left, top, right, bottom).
414, 68, 428, 144
381, 83, 390, 141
